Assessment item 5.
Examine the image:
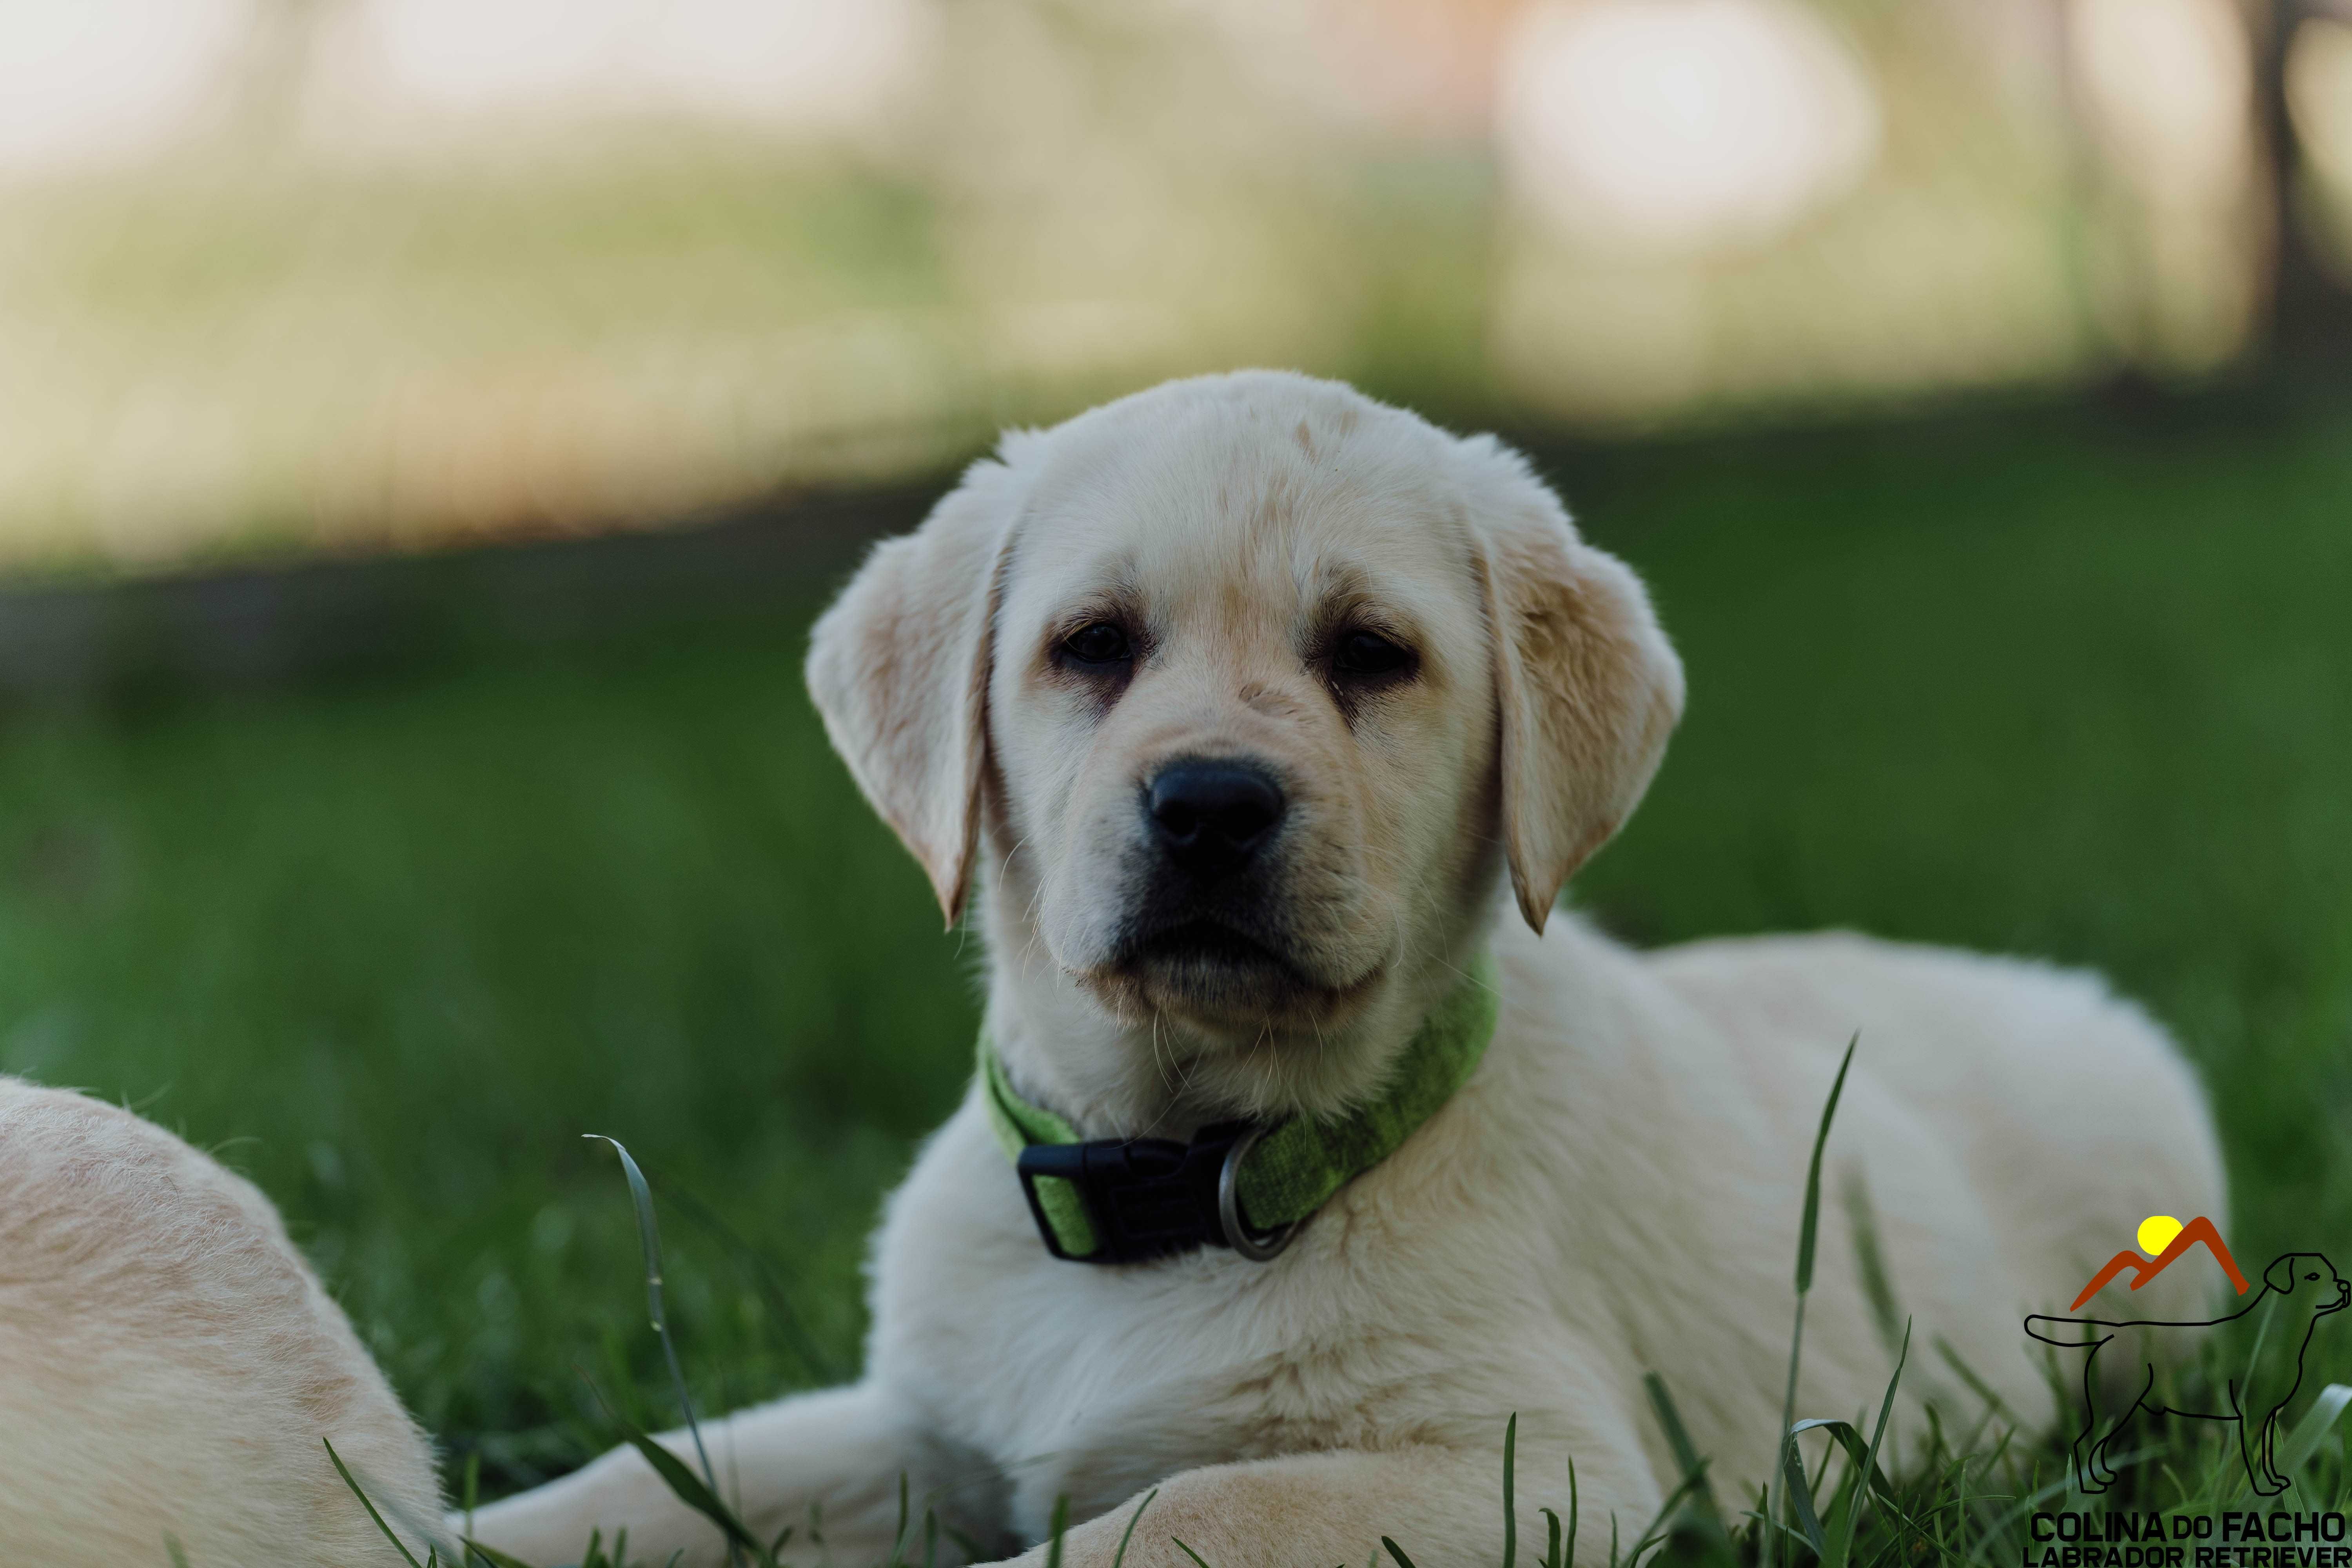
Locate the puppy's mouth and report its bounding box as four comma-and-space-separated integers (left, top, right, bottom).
1132, 920, 1294, 973
1116, 915, 1310, 1000
1084, 910, 1385, 1038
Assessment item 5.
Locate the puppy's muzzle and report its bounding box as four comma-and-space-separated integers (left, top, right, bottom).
1145, 759, 1285, 880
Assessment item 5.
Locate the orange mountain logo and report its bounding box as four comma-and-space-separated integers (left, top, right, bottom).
2069, 1214, 2248, 1311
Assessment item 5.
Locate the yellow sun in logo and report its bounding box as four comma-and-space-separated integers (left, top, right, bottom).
2138, 1214, 2184, 1257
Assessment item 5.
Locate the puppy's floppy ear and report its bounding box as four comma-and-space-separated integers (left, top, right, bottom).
1459, 435, 1685, 934
806, 446, 1032, 927
2265, 1254, 2301, 1293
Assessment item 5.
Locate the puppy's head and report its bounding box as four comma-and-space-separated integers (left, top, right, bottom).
809, 372, 1681, 1113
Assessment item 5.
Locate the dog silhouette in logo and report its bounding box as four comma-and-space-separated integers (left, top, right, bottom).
2026, 1253, 2347, 1495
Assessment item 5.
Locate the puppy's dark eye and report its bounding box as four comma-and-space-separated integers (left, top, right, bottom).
1333, 630, 1413, 678
1062, 622, 1132, 666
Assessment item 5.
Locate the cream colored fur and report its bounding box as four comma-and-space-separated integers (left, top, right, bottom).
464, 372, 2228, 1568
0, 1077, 446, 1566
0, 372, 2223, 1565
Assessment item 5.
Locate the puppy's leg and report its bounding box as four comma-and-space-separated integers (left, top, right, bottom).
991, 1437, 1660, 1568
463, 1383, 1003, 1566
0, 1078, 444, 1567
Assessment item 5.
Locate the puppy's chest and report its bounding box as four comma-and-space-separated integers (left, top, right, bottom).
890, 1221, 1449, 1526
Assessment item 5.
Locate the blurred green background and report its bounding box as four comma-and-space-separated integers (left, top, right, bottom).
1, 0, 2350, 1504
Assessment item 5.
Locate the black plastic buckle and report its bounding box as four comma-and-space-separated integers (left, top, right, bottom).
1015, 1122, 1253, 1264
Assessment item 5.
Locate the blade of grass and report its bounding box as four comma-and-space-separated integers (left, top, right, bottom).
1780, 1436, 1828, 1556
1046, 1493, 1069, 1568
1504, 1412, 1519, 1568
1768, 1033, 1857, 1568
165, 1535, 192, 1568
324, 1437, 428, 1568
1825, 1318, 1911, 1568
1643, 1371, 1731, 1557
1566, 1455, 1579, 1568
1176, 1537, 1218, 1568
1113, 1488, 1160, 1568
616, 1423, 778, 1565
580, 1373, 777, 1568
1786, 1423, 1902, 1510
1843, 1171, 1907, 1365
1381, 1538, 1421, 1568
584, 1134, 723, 1509
1796, 1037, 1856, 1296
1614, 1466, 1710, 1568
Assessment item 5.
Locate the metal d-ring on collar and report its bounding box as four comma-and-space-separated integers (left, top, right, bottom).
1217, 1122, 1296, 1261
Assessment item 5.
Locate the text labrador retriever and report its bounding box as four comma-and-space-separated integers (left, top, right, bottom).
462, 370, 2228, 1566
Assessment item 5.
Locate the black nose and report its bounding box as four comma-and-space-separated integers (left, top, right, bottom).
1146, 760, 1285, 874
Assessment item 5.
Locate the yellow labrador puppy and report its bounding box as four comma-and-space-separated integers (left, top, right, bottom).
469, 370, 2226, 1566
0, 1078, 445, 1566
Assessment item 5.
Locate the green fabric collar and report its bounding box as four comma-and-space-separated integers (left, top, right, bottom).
980, 953, 1499, 1263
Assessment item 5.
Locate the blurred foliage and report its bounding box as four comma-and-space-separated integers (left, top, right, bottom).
4, 0, 2347, 571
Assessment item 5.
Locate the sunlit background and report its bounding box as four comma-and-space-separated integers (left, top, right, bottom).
2, 0, 2349, 571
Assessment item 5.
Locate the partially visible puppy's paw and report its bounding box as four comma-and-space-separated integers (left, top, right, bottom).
0, 1077, 444, 1566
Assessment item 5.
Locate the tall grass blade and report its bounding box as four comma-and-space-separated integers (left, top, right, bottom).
1825, 1318, 1911, 1568
1542, 1509, 1563, 1568
1112, 1487, 1160, 1568
580, 1377, 777, 1568
1176, 1538, 1218, 1568
1797, 1036, 1858, 1296
1768, 1033, 1857, 1568
459, 1539, 540, 1568
614, 1423, 778, 1565
324, 1437, 429, 1568
584, 1134, 723, 1509
165, 1535, 192, 1568
1842, 1171, 1907, 1364
1381, 1537, 1421, 1568
1046, 1493, 1069, 1568
1504, 1412, 1519, 1568
1617, 1467, 1709, 1568
1643, 1371, 1731, 1557
1566, 1455, 1579, 1568
1785, 1423, 1902, 1512
1779, 1438, 1828, 1555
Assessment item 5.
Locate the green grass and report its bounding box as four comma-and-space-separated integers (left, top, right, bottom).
3, 385, 2351, 1533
